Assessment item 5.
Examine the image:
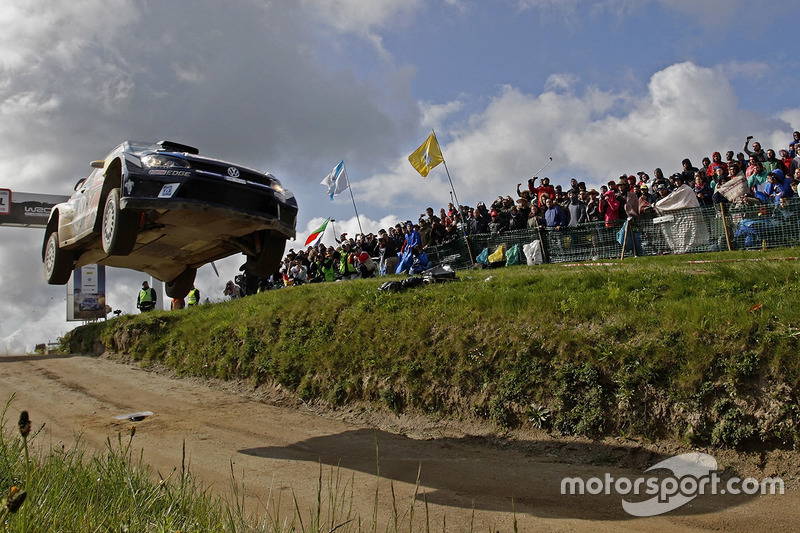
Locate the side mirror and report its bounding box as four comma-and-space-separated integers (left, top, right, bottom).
91, 160, 105, 169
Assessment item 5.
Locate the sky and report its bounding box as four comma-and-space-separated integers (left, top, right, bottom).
2, 0, 799, 352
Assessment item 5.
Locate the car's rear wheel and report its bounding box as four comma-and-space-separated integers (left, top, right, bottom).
102, 188, 138, 255
245, 232, 286, 277
165, 268, 197, 299
43, 230, 74, 284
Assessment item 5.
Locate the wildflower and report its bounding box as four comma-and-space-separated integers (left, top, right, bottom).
18, 411, 30, 438
3, 486, 27, 513
749, 303, 764, 313
130, 425, 136, 438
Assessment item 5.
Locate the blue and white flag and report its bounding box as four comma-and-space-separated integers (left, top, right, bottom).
321, 161, 349, 199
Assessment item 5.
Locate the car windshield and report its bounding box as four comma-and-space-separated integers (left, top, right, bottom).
127, 141, 161, 154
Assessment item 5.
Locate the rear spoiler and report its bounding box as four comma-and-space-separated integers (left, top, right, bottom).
156, 140, 199, 155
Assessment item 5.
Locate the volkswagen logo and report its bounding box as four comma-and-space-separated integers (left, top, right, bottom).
227, 167, 240, 178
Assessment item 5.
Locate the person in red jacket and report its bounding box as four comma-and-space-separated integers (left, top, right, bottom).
707, 151, 728, 177
528, 176, 556, 207
598, 189, 621, 227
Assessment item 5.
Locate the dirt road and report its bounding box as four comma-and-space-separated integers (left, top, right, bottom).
0, 353, 796, 532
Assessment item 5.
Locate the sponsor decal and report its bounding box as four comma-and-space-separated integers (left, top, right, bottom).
157, 183, 180, 198
151, 169, 191, 177
24, 206, 51, 217
225, 176, 246, 185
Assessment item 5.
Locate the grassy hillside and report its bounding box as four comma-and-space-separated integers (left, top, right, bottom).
64, 249, 800, 450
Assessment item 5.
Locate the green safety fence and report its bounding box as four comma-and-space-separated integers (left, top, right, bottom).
424, 200, 800, 269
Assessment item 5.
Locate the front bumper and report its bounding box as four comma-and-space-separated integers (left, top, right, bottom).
121, 170, 297, 239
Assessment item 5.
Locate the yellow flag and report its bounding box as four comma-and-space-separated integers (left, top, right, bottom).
408, 133, 444, 177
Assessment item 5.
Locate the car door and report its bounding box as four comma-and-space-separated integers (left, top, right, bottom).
62, 168, 104, 242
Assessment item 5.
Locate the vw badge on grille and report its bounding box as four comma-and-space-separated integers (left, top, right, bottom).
227, 167, 240, 178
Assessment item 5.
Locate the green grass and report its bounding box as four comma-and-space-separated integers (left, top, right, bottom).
65, 248, 800, 449
0, 395, 253, 531
0, 395, 458, 532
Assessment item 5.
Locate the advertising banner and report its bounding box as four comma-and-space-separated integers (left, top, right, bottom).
0, 190, 70, 228
67, 264, 107, 321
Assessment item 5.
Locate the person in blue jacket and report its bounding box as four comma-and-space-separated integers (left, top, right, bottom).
409, 246, 429, 274
543, 196, 569, 229
403, 221, 421, 251
395, 221, 421, 274
765, 169, 794, 205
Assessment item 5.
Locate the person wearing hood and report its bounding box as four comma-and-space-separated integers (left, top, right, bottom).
700, 157, 711, 175
402, 221, 421, 252
780, 149, 794, 172
765, 169, 794, 205
653, 167, 667, 186
529, 176, 556, 207
707, 152, 728, 177
598, 188, 621, 227
680, 158, 699, 184
790, 131, 800, 156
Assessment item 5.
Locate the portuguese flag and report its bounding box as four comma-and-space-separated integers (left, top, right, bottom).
305, 218, 330, 246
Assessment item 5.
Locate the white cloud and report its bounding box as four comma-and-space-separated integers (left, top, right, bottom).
543, 74, 579, 94
0, 0, 137, 71
0, 1, 416, 191
0, 1, 420, 352
357, 61, 795, 213
718, 61, 771, 82
0, 0, 796, 353
420, 100, 465, 130
298, 0, 422, 35
514, 0, 747, 18
296, 214, 403, 249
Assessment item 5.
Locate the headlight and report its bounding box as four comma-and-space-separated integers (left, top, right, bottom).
141, 154, 190, 168
268, 175, 284, 193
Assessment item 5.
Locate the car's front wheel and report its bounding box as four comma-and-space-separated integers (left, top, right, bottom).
102, 188, 138, 255
165, 268, 197, 299
43, 230, 74, 284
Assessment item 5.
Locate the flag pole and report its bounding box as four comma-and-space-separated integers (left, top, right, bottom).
318, 219, 329, 247
330, 219, 339, 243
342, 161, 365, 237
432, 129, 474, 266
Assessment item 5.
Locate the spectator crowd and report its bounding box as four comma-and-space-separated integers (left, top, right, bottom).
223, 133, 800, 297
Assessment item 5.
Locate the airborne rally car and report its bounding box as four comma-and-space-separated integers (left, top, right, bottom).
43, 140, 297, 298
